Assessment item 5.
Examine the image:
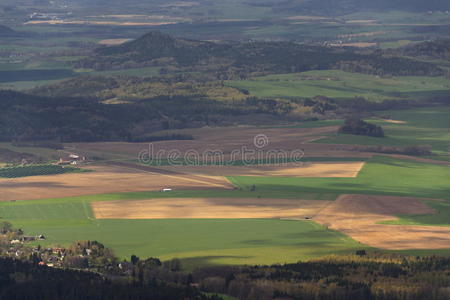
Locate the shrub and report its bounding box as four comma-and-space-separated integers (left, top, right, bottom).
339, 118, 384, 137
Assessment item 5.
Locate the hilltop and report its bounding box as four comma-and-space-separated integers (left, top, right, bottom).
79, 31, 441, 77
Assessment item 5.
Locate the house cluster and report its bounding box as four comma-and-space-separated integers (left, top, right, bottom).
57, 153, 87, 165
10, 234, 45, 245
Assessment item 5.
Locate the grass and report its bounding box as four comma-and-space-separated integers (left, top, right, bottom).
8, 218, 363, 268
316, 106, 450, 154
227, 70, 450, 102
380, 200, 450, 227
229, 156, 450, 201
0, 192, 363, 267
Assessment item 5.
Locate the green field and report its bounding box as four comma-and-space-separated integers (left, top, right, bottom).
8, 218, 363, 268
229, 156, 450, 200
228, 70, 450, 102
316, 106, 450, 154
2, 155, 449, 267
0, 193, 362, 267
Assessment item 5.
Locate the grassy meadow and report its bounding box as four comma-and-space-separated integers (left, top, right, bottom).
228, 70, 450, 102
8, 218, 363, 268
230, 156, 450, 200
316, 106, 450, 154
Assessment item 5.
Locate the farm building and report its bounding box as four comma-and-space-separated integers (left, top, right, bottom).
57, 153, 87, 165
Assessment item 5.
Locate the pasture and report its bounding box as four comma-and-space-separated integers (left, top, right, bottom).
229, 156, 450, 200
228, 70, 450, 102
2, 215, 363, 268
316, 106, 450, 154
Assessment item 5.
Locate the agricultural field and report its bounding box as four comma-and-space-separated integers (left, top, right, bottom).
315, 106, 450, 155
0, 195, 363, 268
228, 70, 450, 102
229, 156, 450, 200
1, 154, 449, 268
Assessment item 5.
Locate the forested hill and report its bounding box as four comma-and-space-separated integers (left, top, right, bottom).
399, 39, 450, 60
0, 24, 16, 37
79, 32, 442, 77
96, 31, 230, 63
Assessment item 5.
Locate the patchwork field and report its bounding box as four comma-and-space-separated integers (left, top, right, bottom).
0, 164, 233, 202
314, 194, 450, 250
92, 198, 330, 219
1, 109, 450, 267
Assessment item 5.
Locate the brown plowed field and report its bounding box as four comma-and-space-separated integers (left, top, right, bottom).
159, 162, 365, 178
314, 194, 450, 250
0, 164, 232, 202
92, 197, 330, 219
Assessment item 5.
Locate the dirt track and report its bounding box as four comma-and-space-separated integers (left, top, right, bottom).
92, 197, 330, 219
314, 194, 450, 250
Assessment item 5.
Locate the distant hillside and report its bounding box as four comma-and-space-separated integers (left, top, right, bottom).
269, 0, 450, 15
96, 31, 231, 65
79, 31, 442, 77
0, 24, 16, 37
399, 39, 450, 60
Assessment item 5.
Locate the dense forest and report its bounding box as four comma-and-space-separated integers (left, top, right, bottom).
339, 118, 385, 137
0, 258, 217, 300
78, 32, 443, 77
194, 254, 450, 299
399, 39, 450, 60
1, 88, 434, 143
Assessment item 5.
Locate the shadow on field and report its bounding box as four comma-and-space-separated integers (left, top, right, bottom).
179, 255, 251, 269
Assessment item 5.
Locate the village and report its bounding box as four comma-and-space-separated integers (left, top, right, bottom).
0, 221, 117, 271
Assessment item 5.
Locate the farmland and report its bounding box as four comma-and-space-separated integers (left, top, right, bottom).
228, 70, 450, 102
229, 156, 450, 200
315, 106, 450, 155
2, 1, 450, 298
1, 154, 450, 267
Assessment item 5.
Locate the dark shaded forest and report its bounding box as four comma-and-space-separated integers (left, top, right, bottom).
1, 89, 436, 143
78, 32, 443, 77
0, 258, 217, 300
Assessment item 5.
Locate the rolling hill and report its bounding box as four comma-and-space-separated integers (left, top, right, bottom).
80, 31, 441, 77
0, 24, 16, 37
